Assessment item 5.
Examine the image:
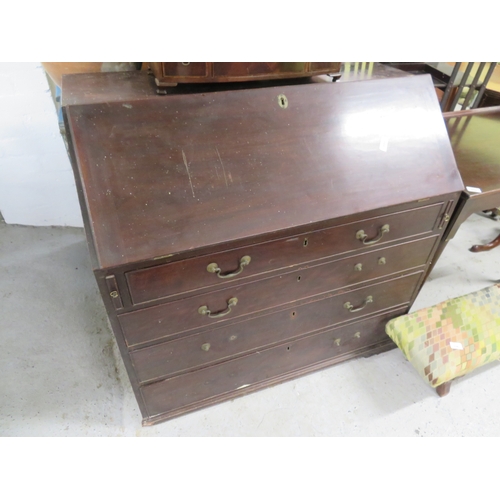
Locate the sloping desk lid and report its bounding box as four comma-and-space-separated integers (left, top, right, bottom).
65, 74, 464, 270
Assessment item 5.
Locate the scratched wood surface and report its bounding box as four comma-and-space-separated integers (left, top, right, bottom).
65, 74, 463, 270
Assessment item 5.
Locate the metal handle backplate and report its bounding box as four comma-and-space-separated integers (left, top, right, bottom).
207, 256, 251, 279
356, 224, 390, 245
344, 295, 373, 313
198, 297, 238, 318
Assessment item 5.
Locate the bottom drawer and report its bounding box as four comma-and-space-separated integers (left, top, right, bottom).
140, 307, 405, 423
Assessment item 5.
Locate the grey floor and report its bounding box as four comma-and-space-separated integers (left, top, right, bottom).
1, 213, 500, 437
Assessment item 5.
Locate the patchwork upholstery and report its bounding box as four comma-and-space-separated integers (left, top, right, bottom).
385, 284, 500, 388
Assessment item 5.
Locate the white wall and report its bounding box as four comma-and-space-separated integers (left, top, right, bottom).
0, 62, 83, 227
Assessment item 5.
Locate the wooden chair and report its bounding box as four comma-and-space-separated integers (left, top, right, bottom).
438, 62, 497, 111
381, 62, 497, 111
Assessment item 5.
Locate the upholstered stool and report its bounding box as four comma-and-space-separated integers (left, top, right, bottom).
385, 284, 500, 396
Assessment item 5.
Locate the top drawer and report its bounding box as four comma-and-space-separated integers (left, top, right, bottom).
126, 202, 444, 305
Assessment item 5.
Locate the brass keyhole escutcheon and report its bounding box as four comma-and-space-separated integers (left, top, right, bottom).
278, 94, 288, 109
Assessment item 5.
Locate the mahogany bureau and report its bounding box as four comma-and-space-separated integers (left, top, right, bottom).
63, 73, 464, 425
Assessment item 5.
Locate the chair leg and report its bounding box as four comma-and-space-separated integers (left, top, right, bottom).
436, 381, 452, 397
469, 232, 500, 252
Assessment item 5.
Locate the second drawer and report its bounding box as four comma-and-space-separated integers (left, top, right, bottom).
120, 266, 424, 349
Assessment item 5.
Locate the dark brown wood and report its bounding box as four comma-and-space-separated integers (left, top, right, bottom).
63, 71, 463, 425
65, 75, 462, 271
57, 63, 425, 109
130, 293, 409, 384
120, 270, 424, 348
150, 62, 342, 87
479, 87, 500, 108
140, 309, 400, 422
469, 233, 500, 252
436, 381, 452, 397
126, 211, 441, 306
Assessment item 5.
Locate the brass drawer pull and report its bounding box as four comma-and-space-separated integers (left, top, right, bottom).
199, 297, 238, 318
207, 256, 251, 279
356, 224, 390, 245
344, 295, 373, 313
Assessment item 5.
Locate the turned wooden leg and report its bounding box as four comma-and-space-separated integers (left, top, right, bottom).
436, 381, 452, 397
469, 232, 500, 253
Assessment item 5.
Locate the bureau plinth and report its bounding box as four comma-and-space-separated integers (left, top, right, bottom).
63, 74, 464, 425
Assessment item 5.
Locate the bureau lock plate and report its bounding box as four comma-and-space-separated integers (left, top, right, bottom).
278, 94, 288, 109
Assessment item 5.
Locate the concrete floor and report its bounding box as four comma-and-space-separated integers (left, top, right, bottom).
1, 213, 500, 436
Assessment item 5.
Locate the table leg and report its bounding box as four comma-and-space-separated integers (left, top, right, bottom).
469, 232, 500, 252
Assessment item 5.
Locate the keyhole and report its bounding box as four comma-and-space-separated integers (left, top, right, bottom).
303, 238, 308, 247
297, 276, 301, 282
278, 94, 288, 109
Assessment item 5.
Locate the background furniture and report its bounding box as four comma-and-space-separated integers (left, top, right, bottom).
428, 106, 500, 272
149, 62, 342, 92
383, 62, 497, 111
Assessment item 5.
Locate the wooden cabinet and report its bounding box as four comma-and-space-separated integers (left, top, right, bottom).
149, 62, 342, 88
63, 73, 464, 425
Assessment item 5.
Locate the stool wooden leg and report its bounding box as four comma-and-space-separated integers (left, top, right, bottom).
436, 381, 452, 397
